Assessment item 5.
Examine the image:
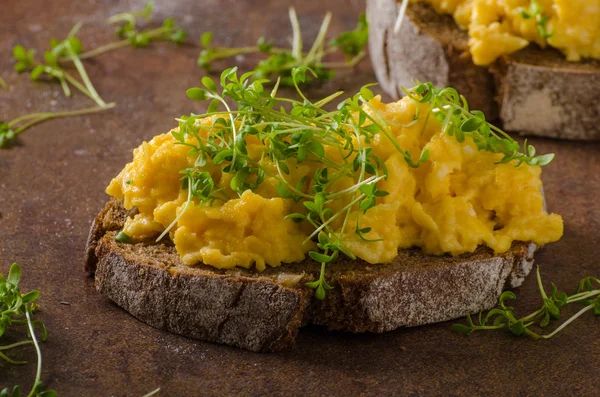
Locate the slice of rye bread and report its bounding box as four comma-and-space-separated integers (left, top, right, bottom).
85, 198, 537, 352
367, 0, 600, 140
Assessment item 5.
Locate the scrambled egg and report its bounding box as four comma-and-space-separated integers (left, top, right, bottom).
106, 96, 563, 271
415, 0, 600, 65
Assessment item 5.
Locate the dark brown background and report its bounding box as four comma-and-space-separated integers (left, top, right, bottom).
1, 0, 599, 396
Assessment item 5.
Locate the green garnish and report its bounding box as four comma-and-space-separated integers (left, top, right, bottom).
521, 0, 554, 39
106, 0, 155, 38
115, 231, 133, 243
100, 0, 186, 53
12, 0, 186, 106
198, 8, 367, 85
165, 66, 553, 299
81, 0, 185, 58
0, 104, 115, 148
453, 267, 600, 338
13, 23, 109, 107
402, 82, 553, 166
7, 1, 184, 149
0, 263, 55, 397
305, 262, 334, 300
329, 13, 369, 59
0, 77, 7, 89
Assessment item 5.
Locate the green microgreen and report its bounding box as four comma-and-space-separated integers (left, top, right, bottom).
329, 13, 368, 58
106, 0, 155, 37
0, 263, 56, 397
402, 82, 553, 166
166, 67, 553, 300
520, 0, 554, 39
452, 267, 600, 338
12, 46, 36, 73
305, 262, 334, 300
105, 1, 187, 50
7, 1, 183, 149
0, 104, 114, 148
13, 23, 109, 107
198, 8, 367, 86
115, 231, 133, 244
0, 77, 8, 89
12, 1, 186, 107
66, 3, 185, 61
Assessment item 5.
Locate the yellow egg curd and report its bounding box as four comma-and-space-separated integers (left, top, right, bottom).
106, 95, 563, 271
414, 0, 600, 65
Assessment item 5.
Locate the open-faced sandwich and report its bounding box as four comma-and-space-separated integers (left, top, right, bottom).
85, 67, 563, 352
367, 0, 600, 140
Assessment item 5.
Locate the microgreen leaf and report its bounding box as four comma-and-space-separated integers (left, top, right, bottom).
115, 231, 133, 243
187, 87, 208, 101
7, 264, 21, 286
201, 31, 213, 48
460, 117, 483, 132
308, 251, 333, 263
451, 323, 473, 336
12, 45, 26, 61
360, 86, 374, 101
12, 46, 36, 72
30, 65, 45, 81
329, 13, 368, 57
508, 320, 526, 336
202, 76, 217, 92
276, 182, 293, 198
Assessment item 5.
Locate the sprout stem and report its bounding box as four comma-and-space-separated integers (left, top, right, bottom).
25, 308, 42, 397
66, 42, 107, 107
0, 340, 34, 351
10, 103, 115, 136
541, 304, 595, 339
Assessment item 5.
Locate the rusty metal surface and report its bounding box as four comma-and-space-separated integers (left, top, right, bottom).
0, 0, 599, 395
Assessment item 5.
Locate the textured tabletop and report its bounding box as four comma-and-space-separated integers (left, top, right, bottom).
0, 0, 599, 396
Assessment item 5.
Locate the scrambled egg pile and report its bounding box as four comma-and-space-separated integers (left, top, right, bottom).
416, 0, 600, 65
107, 96, 563, 270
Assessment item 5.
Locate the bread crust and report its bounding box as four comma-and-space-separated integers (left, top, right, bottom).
95, 237, 311, 352
86, 199, 537, 352
494, 48, 600, 140
367, 0, 600, 140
